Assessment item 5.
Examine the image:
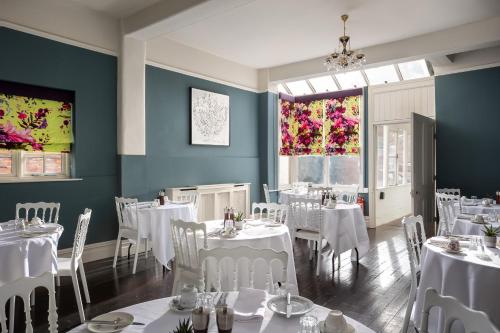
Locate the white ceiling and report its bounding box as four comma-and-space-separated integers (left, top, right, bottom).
69, 0, 162, 18
156, 0, 500, 68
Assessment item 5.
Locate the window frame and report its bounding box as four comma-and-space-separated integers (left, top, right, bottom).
376, 125, 409, 189
0, 150, 71, 181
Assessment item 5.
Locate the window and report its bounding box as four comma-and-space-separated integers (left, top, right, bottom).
364, 65, 400, 85
335, 71, 367, 90
328, 155, 360, 185
297, 156, 325, 184
0, 150, 70, 180
397, 59, 430, 80
308, 76, 338, 93
277, 83, 289, 95
376, 124, 410, 188
286, 80, 312, 95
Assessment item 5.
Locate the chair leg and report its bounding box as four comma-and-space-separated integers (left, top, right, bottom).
112, 233, 122, 268
56, 275, 61, 287
354, 247, 359, 266
79, 260, 91, 303
132, 239, 140, 274
316, 242, 321, 276
338, 253, 341, 269
70, 269, 85, 323
402, 283, 417, 333
145, 239, 148, 258
9, 296, 15, 333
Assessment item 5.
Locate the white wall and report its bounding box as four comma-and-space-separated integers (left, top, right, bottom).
375, 184, 412, 226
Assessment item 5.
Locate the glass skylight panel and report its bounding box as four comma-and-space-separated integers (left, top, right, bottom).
335, 71, 367, 89
364, 65, 400, 85
277, 83, 289, 95
286, 80, 313, 96
398, 59, 430, 80
308, 76, 338, 93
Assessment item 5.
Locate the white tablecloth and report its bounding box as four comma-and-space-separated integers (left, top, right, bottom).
204, 220, 298, 295
413, 241, 500, 332
452, 218, 500, 236
124, 204, 196, 267
67, 292, 375, 333
0, 221, 62, 284
461, 203, 500, 215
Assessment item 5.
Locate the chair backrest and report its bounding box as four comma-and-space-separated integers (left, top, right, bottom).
401, 215, 426, 282
288, 197, 322, 232
252, 202, 278, 220
170, 219, 207, 272
437, 200, 457, 236
0, 272, 58, 333
198, 246, 288, 293
15, 202, 60, 224
436, 188, 461, 196
177, 191, 199, 210
71, 209, 92, 265
307, 186, 333, 197
263, 184, 271, 204
114, 197, 138, 227
420, 288, 499, 333
332, 185, 359, 204
436, 192, 461, 216
275, 204, 288, 224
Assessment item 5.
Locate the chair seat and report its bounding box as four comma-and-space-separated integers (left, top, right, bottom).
295, 229, 320, 241
57, 257, 75, 275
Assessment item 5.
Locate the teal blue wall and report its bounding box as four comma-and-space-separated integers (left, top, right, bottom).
121, 65, 261, 204
436, 66, 500, 197
258, 92, 278, 201
0, 27, 118, 248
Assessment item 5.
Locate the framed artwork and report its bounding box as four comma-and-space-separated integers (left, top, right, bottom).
190, 88, 230, 146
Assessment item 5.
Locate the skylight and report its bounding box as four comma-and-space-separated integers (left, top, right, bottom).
286, 80, 313, 95
277, 83, 289, 95
335, 71, 367, 90
364, 65, 400, 85
308, 76, 338, 93
398, 59, 430, 80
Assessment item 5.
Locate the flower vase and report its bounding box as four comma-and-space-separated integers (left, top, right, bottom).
483, 236, 497, 248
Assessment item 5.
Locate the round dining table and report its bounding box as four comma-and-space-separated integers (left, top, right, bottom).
67, 292, 375, 333
461, 203, 500, 215
413, 240, 500, 332
204, 219, 299, 295
452, 217, 500, 236
123, 203, 196, 268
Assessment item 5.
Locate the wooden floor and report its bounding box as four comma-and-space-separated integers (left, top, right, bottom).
20, 221, 412, 333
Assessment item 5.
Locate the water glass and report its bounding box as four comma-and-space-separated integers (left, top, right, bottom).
299, 315, 319, 333
15, 218, 26, 231
216, 306, 234, 333
192, 306, 210, 333
488, 212, 497, 223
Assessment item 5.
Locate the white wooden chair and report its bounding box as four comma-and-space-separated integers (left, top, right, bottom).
252, 202, 278, 220
15, 202, 60, 224
436, 188, 461, 196
307, 186, 333, 197
332, 185, 359, 204
113, 197, 148, 274
0, 272, 58, 333
436, 192, 462, 216
170, 219, 207, 295
401, 215, 427, 333
56, 209, 92, 323
288, 197, 324, 276
420, 288, 499, 333
276, 204, 288, 224
177, 191, 199, 211
198, 246, 288, 293
263, 184, 281, 204
436, 200, 457, 236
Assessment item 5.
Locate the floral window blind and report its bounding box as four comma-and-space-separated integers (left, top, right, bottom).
0, 93, 73, 152
279, 90, 361, 156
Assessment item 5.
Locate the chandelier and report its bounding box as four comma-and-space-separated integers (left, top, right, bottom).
324, 14, 366, 72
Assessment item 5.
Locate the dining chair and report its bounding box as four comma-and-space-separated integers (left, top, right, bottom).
170, 219, 207, 295
15, 202, 60, 224
332, 185, 359, 204
263, 184, 281, 204
436, 192, 462, 217
436, 188, 461, 197
288, 197, 324, 276
420, 288, 499, 333
252, 202, 278, 220
198, 246, 288, 294
177, 191, 199, 211
113, 197, 148, 274
56, 209, 92, 323
276, 204, 288, 224
401, 215, 426, 333
307, 186, 333, 197
0, 272, 58, 333
437, 200, 457, 236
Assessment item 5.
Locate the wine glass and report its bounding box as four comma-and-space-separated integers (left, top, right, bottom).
299, 315, 319, 333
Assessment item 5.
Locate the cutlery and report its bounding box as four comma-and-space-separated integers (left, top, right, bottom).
286, 292, 291, 318
86, 319, 144, 326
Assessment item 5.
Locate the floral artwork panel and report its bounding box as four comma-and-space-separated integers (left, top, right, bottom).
0, 93, 73, 152
324, 96, 360, 155
190, 88, 230, 146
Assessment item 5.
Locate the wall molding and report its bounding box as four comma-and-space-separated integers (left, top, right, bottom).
0, 20, 118, 56
58, 239, 146, 264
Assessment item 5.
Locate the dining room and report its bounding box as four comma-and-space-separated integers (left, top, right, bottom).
1, 0, 500, 332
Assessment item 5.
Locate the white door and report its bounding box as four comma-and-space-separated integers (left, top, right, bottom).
411, 112, 436, 236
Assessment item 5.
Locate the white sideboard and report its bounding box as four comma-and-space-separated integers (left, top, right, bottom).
166, 183, 251, 222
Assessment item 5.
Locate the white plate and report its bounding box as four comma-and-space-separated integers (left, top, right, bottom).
267, 295, 314, 317
319, 320, 355, 333
87, 312, 134, 333
444, 248, 463, 254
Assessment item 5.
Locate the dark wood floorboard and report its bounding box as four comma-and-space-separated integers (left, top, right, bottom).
10, 221, 413, 333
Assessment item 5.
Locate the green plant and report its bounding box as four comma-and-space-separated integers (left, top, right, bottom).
235, 211, 244, 221
329, 193, 337, 200
482, 225, 500, 237
171, 319, 193, 333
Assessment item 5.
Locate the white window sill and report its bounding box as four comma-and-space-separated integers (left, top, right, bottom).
0, 178, 83, 184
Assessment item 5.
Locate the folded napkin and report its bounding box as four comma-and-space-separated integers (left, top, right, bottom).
233, 288, 267, 322
457, 213, 474, 220
429, 237, 470, 248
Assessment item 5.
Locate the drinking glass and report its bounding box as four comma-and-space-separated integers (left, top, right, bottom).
488, 212, 496, 223
15, 218, 26, 231
192, 306, 210, 333
299, 315, 319, 333
216, 306, 234, 333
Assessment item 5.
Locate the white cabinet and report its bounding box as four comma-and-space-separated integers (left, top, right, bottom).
166, 183, 251, 222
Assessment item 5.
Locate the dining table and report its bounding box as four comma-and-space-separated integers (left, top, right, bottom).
452, 216, 500, 236
413, 238, 500, 332
67, 291, 375, 333
203, 219, 299, 295
460, 202, 500, 215
123, 202, 196, 268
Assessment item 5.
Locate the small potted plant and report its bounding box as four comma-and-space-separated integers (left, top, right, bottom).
234, 211, 244, 230
482, 225, 499, 248
171, 319, 193, 333
327, 193, 337, 209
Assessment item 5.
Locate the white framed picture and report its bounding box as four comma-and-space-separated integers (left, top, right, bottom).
190, 87, 230, 146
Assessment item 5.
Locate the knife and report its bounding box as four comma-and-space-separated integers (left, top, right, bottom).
86, 320, 145, 326
286, 292, 291, 318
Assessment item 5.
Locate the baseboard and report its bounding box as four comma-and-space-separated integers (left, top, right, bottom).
58, 239, 150, 263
